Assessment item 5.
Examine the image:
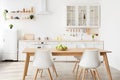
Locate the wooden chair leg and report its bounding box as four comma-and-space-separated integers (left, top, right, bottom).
52, 64, 58, 77
47, 68, 53, 80
34, 68, 39, 80
73, 61, 78, 72
90, 69, 96, 80
52, 64, 55, 73
77, 68, 83, 80
76, 65, 79, 77
93, 70, 97, 80
82, 69, 86, 80
94, 69, 100, 80
86, 69, 88, 73
39, 69, 43, 78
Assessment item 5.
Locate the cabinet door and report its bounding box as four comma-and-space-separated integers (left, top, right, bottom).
85, 42, 104, 49
78, 5, 100, 27
18, 41, 35, 61
94, 42, 104, 49
78, 6, 87, 26
18, 41, 26, 61
67, 6, 76, 26
89, 6, 100, 27
2, 30, 17, 60
85, 42, 95, 48
3, 30, 17, 51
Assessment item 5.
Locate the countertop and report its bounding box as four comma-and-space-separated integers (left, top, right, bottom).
19, 40, 104, 42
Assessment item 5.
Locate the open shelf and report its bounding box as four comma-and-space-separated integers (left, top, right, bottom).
4, 7, 35, 20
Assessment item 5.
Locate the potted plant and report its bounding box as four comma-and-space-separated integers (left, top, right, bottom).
92, 34, 95, 40
3, 9, 8, 20
29, 15, 34, 19
9, 24, 14, 29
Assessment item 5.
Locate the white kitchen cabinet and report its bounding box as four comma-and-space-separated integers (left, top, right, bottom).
18, 40, 104, 61
76, 41, 104, 49
65, 41, 104, 61
18, 41, 40, 61
75, 41, 104, 61
19, 41, 70, 61
18, 41, 49, 61
19, 41, 31, 61
67, 4, 100, 28
0, 29, 17, 61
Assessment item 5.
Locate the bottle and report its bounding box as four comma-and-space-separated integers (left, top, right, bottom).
23, 8, 25, 13
31, 7, 34, 13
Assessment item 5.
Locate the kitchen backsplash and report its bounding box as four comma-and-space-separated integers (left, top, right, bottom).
21, 28, 99, 41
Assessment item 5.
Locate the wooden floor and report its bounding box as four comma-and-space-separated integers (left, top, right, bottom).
0, 62, 120, 80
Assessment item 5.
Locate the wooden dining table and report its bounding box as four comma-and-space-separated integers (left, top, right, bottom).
22, 48, 112, 80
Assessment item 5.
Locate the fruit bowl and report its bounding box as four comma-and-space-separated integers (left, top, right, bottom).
56, 47, 67, 51
56, 44, 68, 51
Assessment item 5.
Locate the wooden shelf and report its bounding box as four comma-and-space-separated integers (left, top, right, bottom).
4, 7, 35, 20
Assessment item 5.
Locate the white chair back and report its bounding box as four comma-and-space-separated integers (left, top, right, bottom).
33, 49, 53, 69
79, 49, 101, 69
74, 44, 86, 59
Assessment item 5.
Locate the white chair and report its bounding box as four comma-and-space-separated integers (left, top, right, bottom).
77, 49, 101, 80
33, 49, 58, 80
73, 44, 86, 74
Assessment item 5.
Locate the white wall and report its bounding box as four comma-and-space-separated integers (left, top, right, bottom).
100, 0, 120, 70
1, 0, 120, 70
0, 0, 100, 40
0, 0, 68, 40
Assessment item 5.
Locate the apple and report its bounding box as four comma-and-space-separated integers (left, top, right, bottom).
58, 46, 63, 50
56, 44, 67, 51
63, 46, 67, 50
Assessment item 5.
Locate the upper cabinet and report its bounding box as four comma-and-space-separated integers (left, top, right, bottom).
67, 5, 100, 28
